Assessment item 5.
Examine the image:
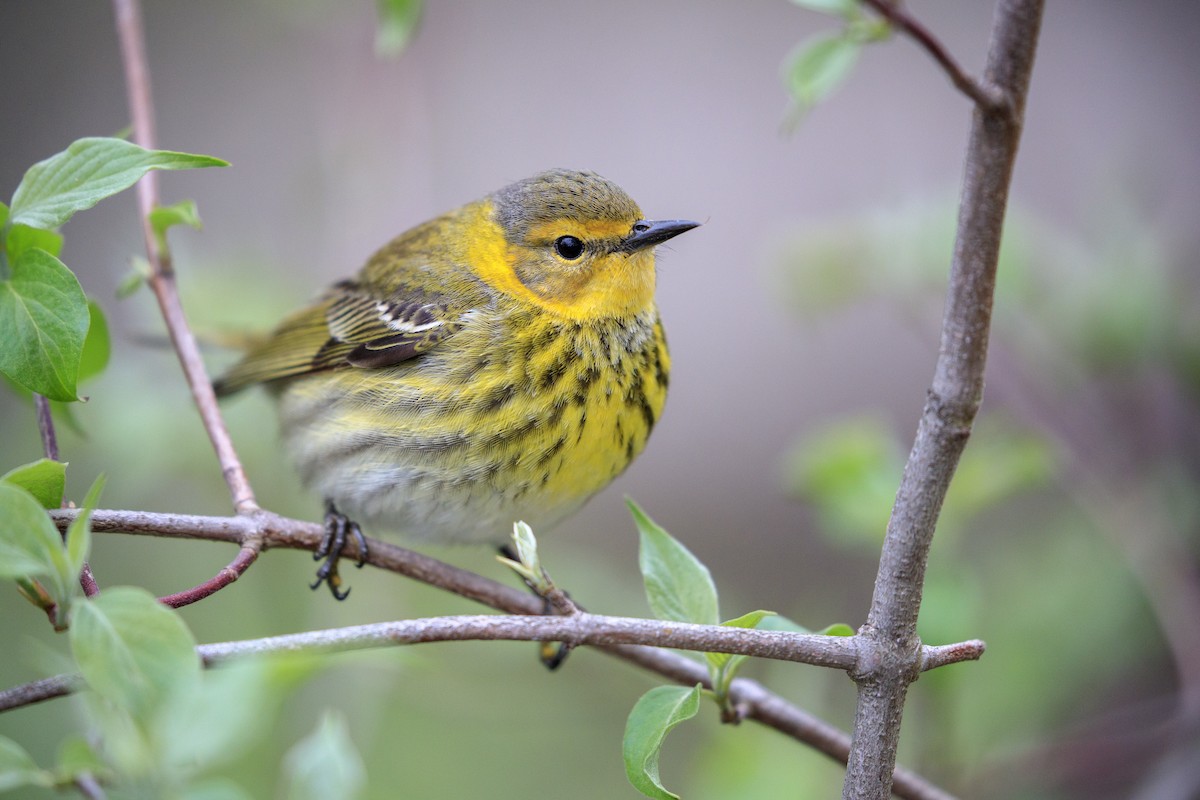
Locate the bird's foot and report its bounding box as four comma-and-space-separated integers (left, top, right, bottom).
312, 502, 368, 600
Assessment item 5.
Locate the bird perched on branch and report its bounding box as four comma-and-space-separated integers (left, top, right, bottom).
216, 169, 698, 599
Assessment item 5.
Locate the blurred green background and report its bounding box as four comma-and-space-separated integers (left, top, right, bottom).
2, 1, 1199, 797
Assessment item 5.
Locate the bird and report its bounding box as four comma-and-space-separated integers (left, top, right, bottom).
215, 169, 698, 599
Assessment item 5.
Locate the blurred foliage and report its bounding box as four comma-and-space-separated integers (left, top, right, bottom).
781, 0, 892, 126
777, 196, 1199, 797
283, 712, 367, 800
374, 0, 423, 58
787, 414, 1058, 547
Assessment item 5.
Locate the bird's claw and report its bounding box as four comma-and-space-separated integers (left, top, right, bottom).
312, 502, 368, 601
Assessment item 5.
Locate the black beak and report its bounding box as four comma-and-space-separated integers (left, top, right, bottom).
621, 219, 700, 252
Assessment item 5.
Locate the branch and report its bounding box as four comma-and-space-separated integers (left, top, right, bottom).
33, 394, 60, 461
158, 543, 261, 607
111, 0, 257, 515
43, 507, 976, 800
921, 640, 987, 672
860, 0, 1006, 112
195, 614, 859, 667
843, 1, 1045, 798
109, 0, 261, 604
0, 674, 82, 711
33, 394, 100, 597
73, 774, 106, 800
49, 507, 984, 674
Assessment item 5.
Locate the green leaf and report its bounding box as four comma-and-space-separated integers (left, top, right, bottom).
789, 0, 858, 18
708, 611, 778, 698
847, 15, 893, 43
758, 615, 811, 634
376, 0, 423, 58
707, 610, 776, 671
65, 474, 104, 582
783, 33, 862, 109
630, 499, 719, 626
8, 137, 228, 231
78, 300, 110, 384
496, 520, 548, 592
0, 735, 53, 791
509, 519, 539, 569
0, 247, 90, 400
53, 735, 107, 785
1, 458, 66, 509
0, 482, 68, 582
70, 586, 200, 718
819, 623, 856, 637
6, 224, 64, 260
157, 658, 277, 773
116, 256, 153, 299
0, 204, 7, 279
711, 653, 750, 697
722, 609, 776, 630
623, 684, 701, 800
180, 778, 255, 800
148, 199, 203, 252
283, 712, 367, 800
785, 417, 902, 546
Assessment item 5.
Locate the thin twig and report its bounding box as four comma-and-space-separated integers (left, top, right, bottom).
33, 394, 100, 596
158, 541, 262, 607
195, 614, 861, 667
42, 506, 968, 800
842, 2, 1045, 799
921, 640, 986, 671
73, 774, 107, 800
860, 0, 1006, 112
33, 394, 60, 461
110, 0, 258, 515
0, 674, 82, 711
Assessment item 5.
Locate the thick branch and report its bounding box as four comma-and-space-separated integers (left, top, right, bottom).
843, 1, 1044, 798
111, 0, 257, 514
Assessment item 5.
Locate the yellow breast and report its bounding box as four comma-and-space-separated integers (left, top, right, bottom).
276, 307, 669, 543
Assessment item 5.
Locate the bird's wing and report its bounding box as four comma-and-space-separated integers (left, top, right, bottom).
213, 279, 462, 396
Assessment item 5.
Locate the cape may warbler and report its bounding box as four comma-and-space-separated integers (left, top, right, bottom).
216, 169, 697, 597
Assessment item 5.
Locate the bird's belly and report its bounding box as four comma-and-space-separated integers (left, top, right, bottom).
275, 335, 666, 544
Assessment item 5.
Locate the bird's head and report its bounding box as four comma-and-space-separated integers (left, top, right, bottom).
470, 169, 698, 320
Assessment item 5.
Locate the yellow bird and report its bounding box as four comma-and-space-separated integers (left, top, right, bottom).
216, 169, 698, 598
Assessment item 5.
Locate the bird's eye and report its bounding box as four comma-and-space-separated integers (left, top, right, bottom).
554, 236, 585, 260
